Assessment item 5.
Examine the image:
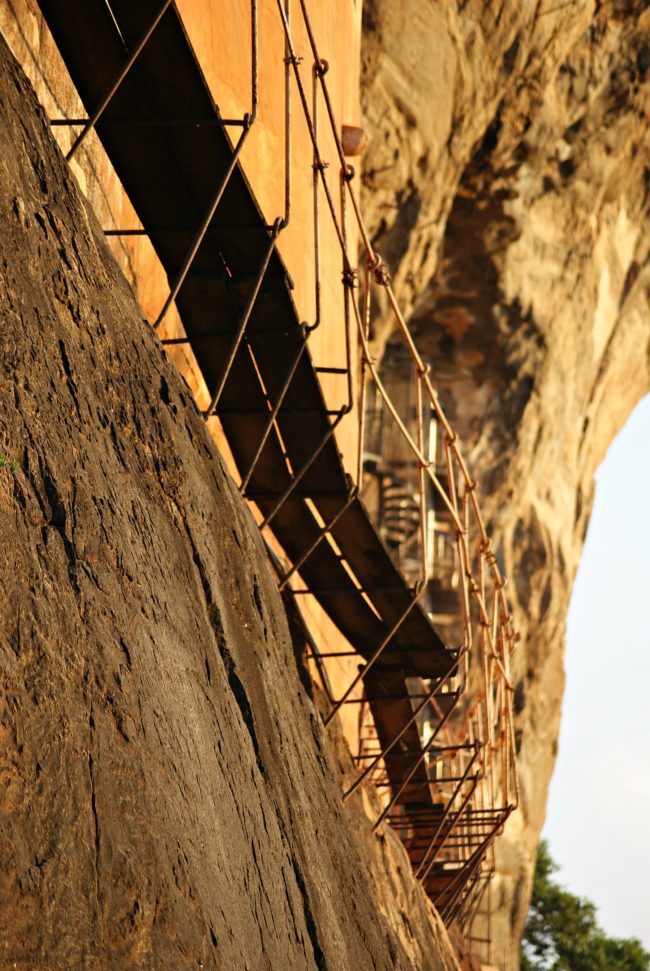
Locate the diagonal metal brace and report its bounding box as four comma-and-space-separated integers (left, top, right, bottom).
66, 0, 173, 162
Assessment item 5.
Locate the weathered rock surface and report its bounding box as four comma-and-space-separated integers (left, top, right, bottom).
0, 38, 462, 971
361, 1, 650, 965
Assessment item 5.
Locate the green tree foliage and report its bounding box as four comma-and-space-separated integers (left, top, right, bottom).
521, 840, 649, 971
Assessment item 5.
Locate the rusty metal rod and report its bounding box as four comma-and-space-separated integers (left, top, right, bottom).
278, 483, 357, 590
354, 740, 469, 761
311, 62, 322, 331
388, 806, 507, 819
375, 770, 479, 789
282, 0, 292, 226
409, 832, 496, 847
323, 581, 426, 728
338, 692, 452, 705
204, 221, 282, 418
239, 332, 309, 493
259, 406, 349, 530
161, 325, 295, 346
57, 115, 247, 128
66, 0, 173, 161
104, 224, 278, 236
372, 700, 459, 830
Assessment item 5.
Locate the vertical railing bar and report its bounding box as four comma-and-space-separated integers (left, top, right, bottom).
340, 167, 355, 414
295, 0, 376, 258
249, 0, 259, 120
487, 867, 493, 964
275, 1, 353, 264
311, 64, 322, 330
356, 262, 372, 487
415, 367, 429, 585
283, 0, 292, 225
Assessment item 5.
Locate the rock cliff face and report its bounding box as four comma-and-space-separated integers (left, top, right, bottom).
0, 39, 463, 971
361, 1, 650, 965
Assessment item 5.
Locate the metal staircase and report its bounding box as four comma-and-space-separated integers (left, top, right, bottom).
35, 0, 517, 947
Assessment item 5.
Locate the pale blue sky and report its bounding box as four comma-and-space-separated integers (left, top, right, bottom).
544, 393, 650, 948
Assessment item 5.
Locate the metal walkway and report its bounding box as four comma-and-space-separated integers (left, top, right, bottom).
35, 0, 518, 948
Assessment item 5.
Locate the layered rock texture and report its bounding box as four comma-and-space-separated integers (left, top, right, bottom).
361, 1, 650, 964
0, 39, 463, 971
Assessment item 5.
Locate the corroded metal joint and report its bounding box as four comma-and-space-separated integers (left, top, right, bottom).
373, 260, 390, 286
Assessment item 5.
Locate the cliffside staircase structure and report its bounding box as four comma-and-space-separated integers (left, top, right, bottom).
34, 0, 519, 952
